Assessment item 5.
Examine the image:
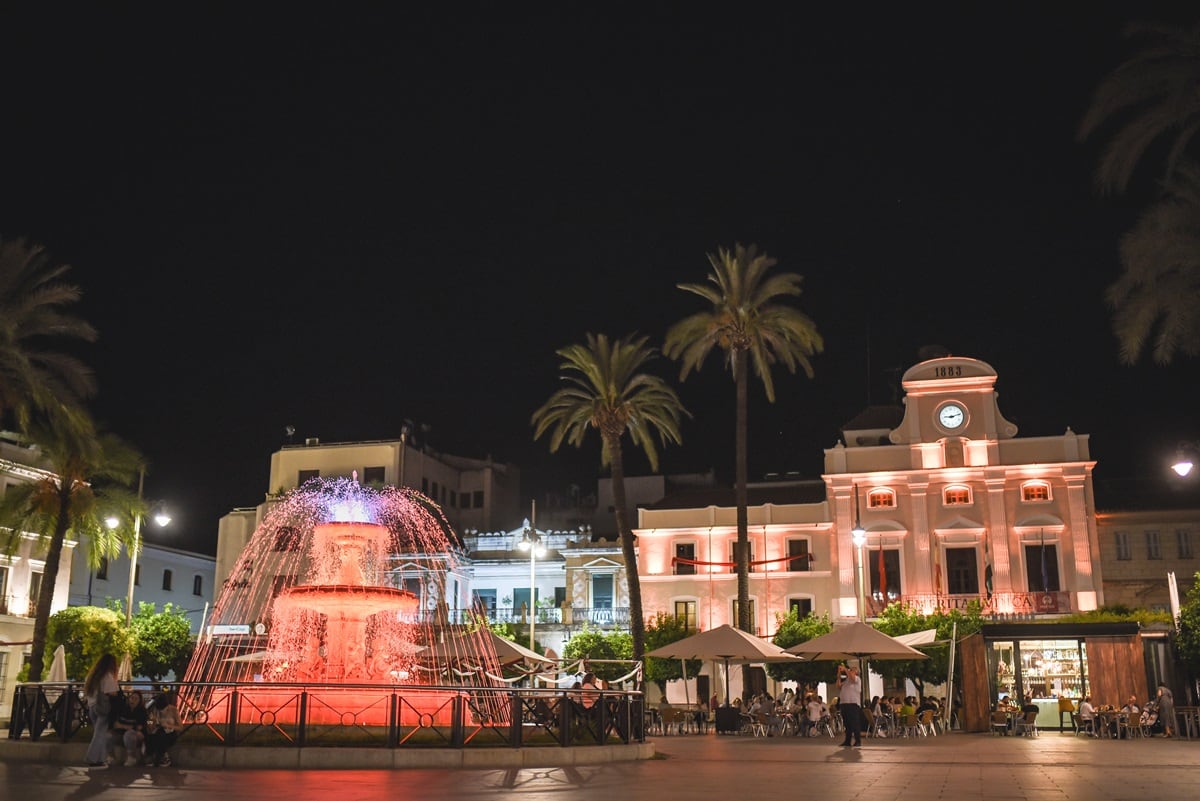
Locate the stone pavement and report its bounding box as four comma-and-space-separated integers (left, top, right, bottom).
2, 730, 1198, 801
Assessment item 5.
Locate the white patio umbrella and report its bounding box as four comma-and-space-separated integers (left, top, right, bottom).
785, 622, 928, 664
48, 644, 68, 682
644, 624, 798, 704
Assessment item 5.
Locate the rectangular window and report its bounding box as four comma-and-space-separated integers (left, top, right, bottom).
787, 539, 811, 572
96, 557, 109, 580
431, 481, 439, 500
513, 587, 537, 611
362, 466, 385, 485
1024, 543, 1060, 592
193, 575, 203, 596
674, 600, 698, 630
472, 589, 497, 612
1146, 530, 1162, 560
273, 526, 301, 551
867, 549, 902, 604
0, 566, 8, 614
788, 598, 813, 618
1178, 529, 1194, 560
29, 570, 43, 608
730, 541, 756, 573
732, 599, 756, 630
945, 547, 978, 595
675, 543, 696, 575
421, 478, 429, 494
867, 489, 896, 509
298, 469, 319, 485
592, 574, 614, 609
1115, 531, 1132, 560
450, 490, 457, 508
554, 586, 566, 606
162, 569, 173, 591
1022, 483, 1050, 502
473, 490, 484, 508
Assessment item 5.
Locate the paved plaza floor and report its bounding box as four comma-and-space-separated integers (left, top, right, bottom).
2, 730, 1197, 801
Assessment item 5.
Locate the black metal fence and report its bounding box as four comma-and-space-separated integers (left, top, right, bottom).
8, 682, 645, 749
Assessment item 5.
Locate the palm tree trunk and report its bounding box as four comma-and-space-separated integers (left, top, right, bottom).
608, 436, 646, 673
735, 348, 750, 633
27, 484, 72, 681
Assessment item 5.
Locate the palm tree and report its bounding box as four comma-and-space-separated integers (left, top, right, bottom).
664, 243, 822, 633
0, 237, 97, 427
1107, 161, 1200, 364
1078, 21, 1200, 195
531, 333, 688, 667
0, 411, 144, 681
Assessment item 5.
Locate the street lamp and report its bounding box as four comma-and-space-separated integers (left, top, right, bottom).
516, 502, 546, 652
105, 466, 170, 627
1171, 442, 1199, 477
851, 485, 866, 623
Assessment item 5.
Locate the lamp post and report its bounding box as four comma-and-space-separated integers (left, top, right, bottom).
105, 466, 171, 627
517, 501, 546, 652
851, 484, 866, 623
1171, 441, 1200, 477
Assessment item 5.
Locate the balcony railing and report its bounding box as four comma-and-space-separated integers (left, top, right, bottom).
413, 607, 631, 627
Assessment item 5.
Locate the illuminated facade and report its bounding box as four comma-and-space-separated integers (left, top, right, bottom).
635, 355, 1104, 638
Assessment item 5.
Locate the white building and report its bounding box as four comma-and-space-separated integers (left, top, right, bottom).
66, 540, 215, 633
0, 433, 76, 723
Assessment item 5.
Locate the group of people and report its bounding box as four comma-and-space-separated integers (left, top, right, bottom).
82, 653, 182, 769
1075, 683, 1176, 738
727, 688, 833, 737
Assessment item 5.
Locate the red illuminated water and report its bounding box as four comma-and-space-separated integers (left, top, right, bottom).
180, 477, 507, 725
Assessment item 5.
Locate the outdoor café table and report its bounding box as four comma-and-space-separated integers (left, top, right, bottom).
1177, 706, 1199, 740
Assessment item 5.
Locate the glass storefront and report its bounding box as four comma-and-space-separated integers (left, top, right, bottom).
988, 638, 1087, 730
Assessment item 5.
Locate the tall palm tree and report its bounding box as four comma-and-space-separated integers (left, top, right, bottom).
664, 243, 822, 633
531, 333, 688, 667
0, 411, 144, 681
1107, 161, 1200, 364
0, 237, 97, 427
1078, 21, 1200, 195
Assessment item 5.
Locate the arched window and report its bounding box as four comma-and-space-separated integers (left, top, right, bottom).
1021, 481, 1051, 502
943, 485, 972, 505
867, 488, 896, 509
193, 575, 203, 596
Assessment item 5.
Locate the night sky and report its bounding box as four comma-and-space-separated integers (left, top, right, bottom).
3, 5, 1199, 554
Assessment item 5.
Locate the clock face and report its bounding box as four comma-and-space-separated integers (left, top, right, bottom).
938, 403, 966, 429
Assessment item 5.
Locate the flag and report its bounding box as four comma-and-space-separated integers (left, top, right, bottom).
983, 536, 993, 600
1040, 528, 1049, 592
877, 536, 887, 605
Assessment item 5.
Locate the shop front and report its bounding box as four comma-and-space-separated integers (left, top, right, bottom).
960, 622, 1148, 733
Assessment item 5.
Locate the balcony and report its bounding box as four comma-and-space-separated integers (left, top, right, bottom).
412, 607, 630, 629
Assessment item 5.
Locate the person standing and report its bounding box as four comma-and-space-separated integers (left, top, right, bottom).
83, 654, 120, 768
837, 664, 863, 747
1156, 683, 1176, 738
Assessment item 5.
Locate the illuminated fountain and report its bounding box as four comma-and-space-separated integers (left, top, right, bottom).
181, 476, 507, 729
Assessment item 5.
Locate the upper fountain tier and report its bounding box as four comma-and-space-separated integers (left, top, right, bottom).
309, 520, 392, 586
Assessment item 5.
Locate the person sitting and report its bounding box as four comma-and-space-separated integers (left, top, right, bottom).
1078, 696, 1098, 737
145, 691, 182, 767
109, 690, 147, 766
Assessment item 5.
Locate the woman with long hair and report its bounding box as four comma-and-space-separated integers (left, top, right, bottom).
83, 653, 120, 768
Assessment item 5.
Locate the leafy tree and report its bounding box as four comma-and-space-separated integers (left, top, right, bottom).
39, 605, 133, 682
131, 602, 195, 681
766, 610, 833, 688
1175, 572, 1200, 676
1057, 604, 1174, 627
0, 237, 97, 427
665, 244, 823, 632
872, 603, 984, 700
643, 612, 703, 694
532, 333, 688, 669
1078, 21, 1200, 195
1105, 162, 1200, 364
0, 414, 144, 680
562, 626, 633, 684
